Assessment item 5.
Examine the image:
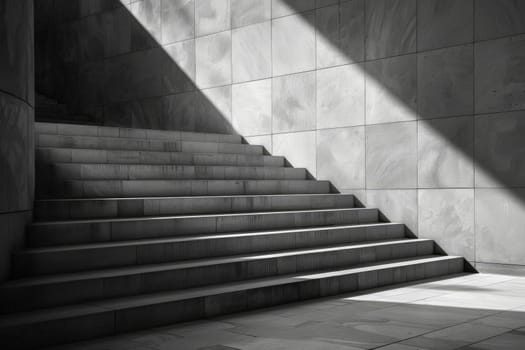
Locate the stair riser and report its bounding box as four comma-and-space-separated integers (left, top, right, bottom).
28, 209, 378, 247
34, 194, 355, 220
36, 180, 331, 199
36, 135, 261, 154
36, 148, 284, 167
0, 258, 464, 350
36, 123, 242, 144
0, 310, 115, 350
113, 258, 464, 331
2, 240, 434, 313
16, 224, 404, 275
39, 164, 306, 181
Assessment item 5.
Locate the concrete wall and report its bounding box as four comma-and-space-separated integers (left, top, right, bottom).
0, 0, 35, 280
35, 0, 234, 132
35, 0, 525, 273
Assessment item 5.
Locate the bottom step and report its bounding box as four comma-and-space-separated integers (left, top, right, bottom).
0, 255, 464, 349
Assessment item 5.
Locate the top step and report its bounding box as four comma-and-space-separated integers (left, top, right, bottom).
36, 122, 243, 145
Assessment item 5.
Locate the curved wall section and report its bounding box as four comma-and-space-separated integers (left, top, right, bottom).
0, 0, 34, 281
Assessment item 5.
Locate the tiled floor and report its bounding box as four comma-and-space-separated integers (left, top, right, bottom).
48, 273, 525, 350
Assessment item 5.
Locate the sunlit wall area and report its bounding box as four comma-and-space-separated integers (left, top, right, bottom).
34, 0, 525, 273
0, 0, 34, 281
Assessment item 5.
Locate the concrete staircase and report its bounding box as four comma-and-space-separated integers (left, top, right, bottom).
0, 122, 467, 349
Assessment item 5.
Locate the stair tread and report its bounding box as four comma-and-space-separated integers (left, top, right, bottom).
0, 255, 461, 327
36, 122, 242, 141
36, 146, 279, 158
30, 207, 374, 226
36, 136, 262, 156
34, 193, 354, 203
53, 179, 325, 182
37, 179, 331, 199
41, 163, 306, 181
44, 162, 289, 168
37, 135, 250, 147
19, 222, 400, 254
4, 239, 430, 288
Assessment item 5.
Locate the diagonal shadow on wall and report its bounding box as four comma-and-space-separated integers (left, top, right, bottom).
277, 0, 525, 214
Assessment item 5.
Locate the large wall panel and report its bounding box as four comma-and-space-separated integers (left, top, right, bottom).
0, 0, 34, 281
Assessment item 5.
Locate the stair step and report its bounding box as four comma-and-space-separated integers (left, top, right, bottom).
2, 122, 470, 350
0, 255, 465, 350
2, 239, 435, 313
36, 134, 260, 154
15, 223, 404, 275
28, 208, 379, 247
39, 163, 307, 181
36, 179, 331, 199
34, 194, 355, 220
36, 122, 242, 144
36, 147, 285, 167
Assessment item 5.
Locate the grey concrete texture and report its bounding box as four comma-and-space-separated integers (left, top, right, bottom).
37, 178, 331, 199
33, 193, 355, 220
35, 121, 242, 142
40, 163, 308, 181
418, 189, 475, 261
28, 207, 379, 246
0, 212, 32, 285
29, 273, 525, 350
418, 116, 474, 188
366, 122, 417, 189
0, 94, 34, 213
0, 121, 472, 350
34, 0, 525, 271
35, 148, 284, 167
0, 0, 35, 105
365, 53, 417, 124
0, 255, 463, 349
4, 239, 434, 313
0, 0, 34, 281
35, 134, 263, 153
15, 223, 402, 277
365, 0, 416, 60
